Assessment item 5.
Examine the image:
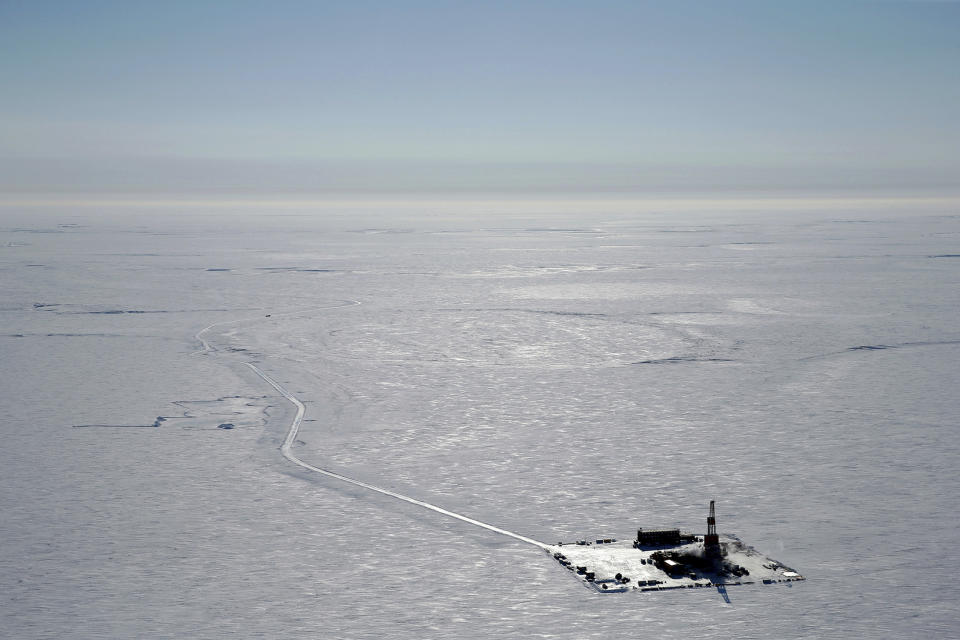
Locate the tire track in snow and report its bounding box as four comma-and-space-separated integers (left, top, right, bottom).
197, 302, 550, 548
193, 301, 361, 355
245, 362, 550, 549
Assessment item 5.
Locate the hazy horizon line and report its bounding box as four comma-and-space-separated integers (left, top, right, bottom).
4, 191, 959, 213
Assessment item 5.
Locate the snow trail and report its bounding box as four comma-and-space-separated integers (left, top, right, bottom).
244, 361, 551, 549
193, 300, 550, 549
193, 300, 361, 354
196, 303, 550, 549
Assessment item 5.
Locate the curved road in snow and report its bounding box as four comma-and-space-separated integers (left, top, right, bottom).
193, 300, 361, 355
198, 303, 550, 550
245, 362, 550, 549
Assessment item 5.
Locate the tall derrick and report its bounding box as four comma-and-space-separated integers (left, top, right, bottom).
704, 500, 721, 556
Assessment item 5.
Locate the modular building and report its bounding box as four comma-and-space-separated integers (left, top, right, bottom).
636, 528, 681, 547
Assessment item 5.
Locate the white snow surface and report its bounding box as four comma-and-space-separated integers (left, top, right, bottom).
1, 198, 959, 638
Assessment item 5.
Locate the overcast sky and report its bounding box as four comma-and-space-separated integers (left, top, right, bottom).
1, 0, 958, 193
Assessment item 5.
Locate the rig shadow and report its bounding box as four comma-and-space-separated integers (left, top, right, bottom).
716, 583, 732, 604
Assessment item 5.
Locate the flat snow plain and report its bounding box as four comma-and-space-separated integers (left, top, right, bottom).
1, 197, 958, 638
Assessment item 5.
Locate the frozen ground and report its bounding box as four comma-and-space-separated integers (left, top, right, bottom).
1, 196, 959, 638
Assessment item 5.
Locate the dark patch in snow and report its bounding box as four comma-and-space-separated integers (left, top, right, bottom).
256, 267, 340, 273
71, 309, 170, 315
437, 307, 607, 318
848, 345, 895, 351
632, 356, 735, 365
1, 331, 141, 338
217, 423, 235, 429
530, 309, 607, 317
44, 333, 128, 337
481, 227, 602, 234
846, 340, 960, 353
803, 339, 960, 360
3, 332, 128, 338
73, 423, 159, 428
206, 268, 231, 271
929, 254, 960, 258
101, 252, 165, 256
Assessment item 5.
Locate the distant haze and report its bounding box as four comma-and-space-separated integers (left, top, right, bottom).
2, 0, 958, 194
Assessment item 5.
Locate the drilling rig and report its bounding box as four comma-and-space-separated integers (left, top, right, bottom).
704, 500, 722, 558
